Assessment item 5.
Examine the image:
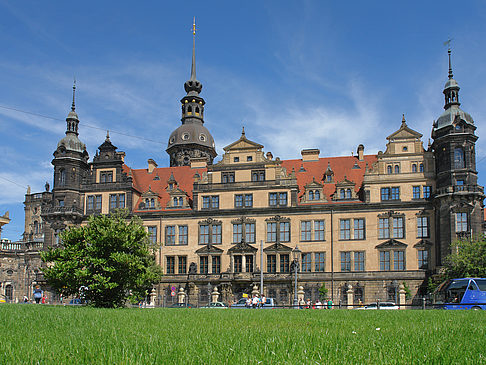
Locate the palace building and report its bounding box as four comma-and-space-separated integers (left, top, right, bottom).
4, 37, 484, 306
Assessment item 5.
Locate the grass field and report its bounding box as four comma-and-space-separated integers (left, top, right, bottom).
1, 305, 485, 364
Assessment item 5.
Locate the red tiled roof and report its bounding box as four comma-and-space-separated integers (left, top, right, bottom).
281, 155, 377, 202
124, 154, 377, 212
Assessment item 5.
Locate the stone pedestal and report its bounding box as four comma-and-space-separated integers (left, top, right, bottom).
251, 284, 259, 297
211, 287, 220, 303
147, 288, 156, 308
187, 282, 198, 306
346, 285, 354, 309
297, 285, 305, 304
177, 288, 186, 304
399, 284, 406, 309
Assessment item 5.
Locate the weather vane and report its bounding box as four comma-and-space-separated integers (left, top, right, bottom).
443, 38, 453, 50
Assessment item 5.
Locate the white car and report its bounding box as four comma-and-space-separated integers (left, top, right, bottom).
357, 302, 399, 310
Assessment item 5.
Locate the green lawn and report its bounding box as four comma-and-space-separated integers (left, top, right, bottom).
1, 305, 485, 364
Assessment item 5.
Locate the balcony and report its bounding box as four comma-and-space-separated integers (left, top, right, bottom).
435, 185, 484, 197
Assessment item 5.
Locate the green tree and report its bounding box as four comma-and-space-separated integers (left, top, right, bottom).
41, 211, 162, 308
443, 237, 486, 279
319, 283, 329, 300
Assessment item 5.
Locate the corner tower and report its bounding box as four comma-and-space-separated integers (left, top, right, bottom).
166, 19, 216, 166
431, 48, 484, 265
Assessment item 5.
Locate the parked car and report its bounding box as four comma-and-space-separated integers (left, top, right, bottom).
357, 302, 399, 310
68, 298, 83, 306
231, 297, 277, 309
231, 298, 249, 308
169, 302, 194, 308
201, 302, 228, 308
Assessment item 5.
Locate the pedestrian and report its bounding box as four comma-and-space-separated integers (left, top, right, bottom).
23, 295, 28, 303
246, 297, 251, 308
33, 285, 42, 304
261, 295, 266, 308
252, 295, 259, 309
316, 299, 322, 309
306, 299, 311, 309
327, 299, 333, 310
41, 295, 46, 304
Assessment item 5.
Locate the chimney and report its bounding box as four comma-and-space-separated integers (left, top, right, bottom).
357, 144, 364, 161
148, 159, 158, 173
266, 152, 273, 160
301, 148, 320, 162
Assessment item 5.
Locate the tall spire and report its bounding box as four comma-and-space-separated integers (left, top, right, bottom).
191, 17, 197, 81
72, 78, 76, 112
448, 48, 453, 79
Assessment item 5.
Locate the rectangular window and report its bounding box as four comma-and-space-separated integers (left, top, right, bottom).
211, 196, 219, 209
178, 256, 187, 274
110, 194, 117, 210
391, 187, 400, 200
269, 193, 278, 206
245, 223, 255, 243
315, 252, 325, 272
423, 186, 432, 199
58, 199, 64, 207
354, 251, 365, 271
354, 219, 365, 240
417, 216, 429, 238
100, 171, 113, 183
87, 196, 95, 211
302, 253, 312, 272
245, 194, 253, 208
233, 223, 243, 243
380, 251, 390, 271
166, 256, 175, 274
267, 222, 277, 242
301, 221, 311, 241
339, 219, 351, 240
202, 197, 210, 209
379, 218, 389, 239
119, 194, 125, 208
165, 226, 176, 245
245, 255, 254, 272
178, 225, 188, 245
212, 224, 222, 244
279, 222, 290, 242
234, 255, 242, 273
381, 188, 390, 201
314, 220, 325, 241
222, 172, 235, 183
392, 217, 404, 238
199, 225, 209, 244
340, 252, 351, 272
235, 195, 243, 208
394, 251, 405, 271
267, 254, 276, 273
252, 170, 265, 181
200, 256, 208, 274
95, 195, 102, 211
413, 186, 420, 199
147, 226, 157, 244
279, 193, 288, 206
212, 256, 221, 274
418, 250, 428, 269
280, 254, 290, 273
455, 212, 468, 232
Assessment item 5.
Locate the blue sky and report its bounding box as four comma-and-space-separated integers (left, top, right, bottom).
1, 0, 486, 240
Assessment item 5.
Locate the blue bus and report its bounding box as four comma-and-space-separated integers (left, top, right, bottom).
434, 278, 486, 310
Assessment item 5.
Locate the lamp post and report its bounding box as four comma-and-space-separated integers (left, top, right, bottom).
292, 245, 301, 309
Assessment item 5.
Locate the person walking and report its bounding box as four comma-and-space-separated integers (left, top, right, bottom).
33, 286, 42, 304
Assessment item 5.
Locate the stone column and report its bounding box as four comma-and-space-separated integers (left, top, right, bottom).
346, 284, 354, 309
399, 284, 406, 309
242, 255, 246, 273
208, 255, 212, 274
188, 282, 198, 306
177, 288, 186, 304
211, 286, 220, 303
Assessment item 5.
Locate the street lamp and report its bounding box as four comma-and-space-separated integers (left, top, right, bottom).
292, 245, 301, 308
207, 282, 212, 306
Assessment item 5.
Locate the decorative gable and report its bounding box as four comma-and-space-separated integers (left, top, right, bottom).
301, 178, 327, 203
139, 186, 160, 210
332, 176, 358, 201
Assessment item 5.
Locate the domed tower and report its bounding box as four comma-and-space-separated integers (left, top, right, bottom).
166, 19, 216, 166
431, 48, 484, 265
45, 82, 89, 246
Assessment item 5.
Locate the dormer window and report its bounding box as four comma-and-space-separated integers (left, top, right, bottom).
326, 175, 332, 182
346, 189, 352, 199
173, 197, 183, 207
145, 198, 155, 208
168, 183, 173, 190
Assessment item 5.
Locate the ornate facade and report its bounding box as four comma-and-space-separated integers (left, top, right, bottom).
3, 45, 484, 306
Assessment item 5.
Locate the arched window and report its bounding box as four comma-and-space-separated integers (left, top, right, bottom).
387, 166, 392, 174
340, 189, 345, 199
150, 198, 155, 208
308, 191, 314, 200
412, 164, 417, 173
5, 285, 13, 302
59, 169, 66, 186
195, 106, 200, 114
454, 147, 465, 169
346, 189, 352, 199
326, 175, 332, 182
315, 190, 320, 200
419, 163, 424, 172
394, 165, 400, 174
187, 105, 192, 114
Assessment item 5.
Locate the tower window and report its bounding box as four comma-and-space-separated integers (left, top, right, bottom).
195, 106, 200, 114
59, 169, 66, 186
454, 148, 465, 169
419, 163, 424, 172
187, 105, 192, 114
